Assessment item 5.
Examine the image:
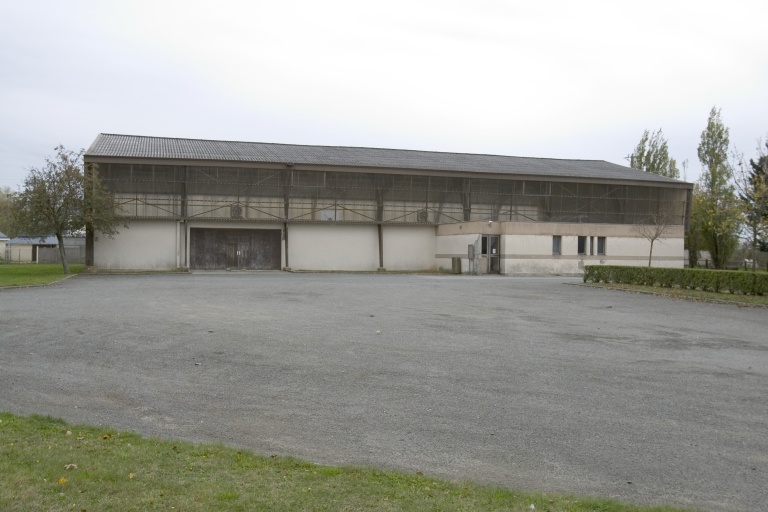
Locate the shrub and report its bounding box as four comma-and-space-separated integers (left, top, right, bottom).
583, 266, 768, 295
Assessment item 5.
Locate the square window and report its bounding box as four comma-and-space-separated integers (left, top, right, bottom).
552, 235, 562, 255
577, 236, 587, 255
597, 236, 606, 255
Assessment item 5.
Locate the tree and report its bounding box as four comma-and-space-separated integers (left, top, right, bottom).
735, 140, 768, 270
629, 128, 680, 179
0, 186, 16, 237
685, 185, 706, 267
12, 146, 123, 273
633, 213, 671, 267
696, 107, 740, 269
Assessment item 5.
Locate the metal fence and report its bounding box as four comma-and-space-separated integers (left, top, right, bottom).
37, 239, 86, 264
97, 163, 690, 226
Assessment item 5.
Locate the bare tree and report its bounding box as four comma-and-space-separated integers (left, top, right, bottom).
633, 214, 671, 267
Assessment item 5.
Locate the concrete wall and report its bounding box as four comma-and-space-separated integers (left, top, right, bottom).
437, 221, 685, 275
435, 232, 480, 273
382, 225, 436, 271
6, 245, 34, 263
289, 224, 379, 271
95, 220, 178, 270
92, 218, 685, 274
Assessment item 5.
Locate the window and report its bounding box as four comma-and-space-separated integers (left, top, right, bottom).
552, 235, 562, 255
597, 236, 606, 255
577, 236, 587, 255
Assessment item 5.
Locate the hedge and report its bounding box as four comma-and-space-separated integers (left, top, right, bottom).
583, 265, 768, 295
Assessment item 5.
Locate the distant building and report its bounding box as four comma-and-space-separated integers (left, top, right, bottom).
0, 231, 10, 261
6, 235, 58, 263
84, 134, 693, 274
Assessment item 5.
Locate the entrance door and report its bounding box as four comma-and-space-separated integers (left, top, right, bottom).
225, 234, 252, 268
482, 235, 500, 274
226, 241, 238, 268
191, 228, 281, 270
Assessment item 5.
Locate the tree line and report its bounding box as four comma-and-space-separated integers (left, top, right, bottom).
630, 106, 768, 270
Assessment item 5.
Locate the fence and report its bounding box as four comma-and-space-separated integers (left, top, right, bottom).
37, 239, 86, 264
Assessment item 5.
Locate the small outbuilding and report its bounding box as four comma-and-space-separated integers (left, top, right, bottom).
84, 134, 693, 274
6, 235, 58, 263
0, 231, 10, 261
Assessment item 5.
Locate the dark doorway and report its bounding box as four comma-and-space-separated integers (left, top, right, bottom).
482, 235, 501, 274
190, 228, 281, 270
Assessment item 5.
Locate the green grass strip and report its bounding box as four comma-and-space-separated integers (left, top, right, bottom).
583, 282, 768, 306
0, 264, 84, 287
0, 412, 691, 512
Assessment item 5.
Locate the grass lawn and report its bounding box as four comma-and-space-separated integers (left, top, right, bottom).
0, 263, 83, 287
0, 413, 690, 512
581, 282, 768, 307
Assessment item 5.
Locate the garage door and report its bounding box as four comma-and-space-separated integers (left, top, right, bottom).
190, 228, 281, 270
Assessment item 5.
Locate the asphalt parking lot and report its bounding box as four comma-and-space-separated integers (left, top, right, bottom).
1, 273, 766, 511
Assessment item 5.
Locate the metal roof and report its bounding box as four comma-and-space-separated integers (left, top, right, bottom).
0, 231, 9, 240
86, 133, 686, 185
9, 235, 58, 245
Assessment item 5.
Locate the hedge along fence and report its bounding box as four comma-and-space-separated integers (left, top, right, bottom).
583, 265, 768, 295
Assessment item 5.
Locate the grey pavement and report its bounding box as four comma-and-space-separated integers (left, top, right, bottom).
1, 273, 766, 511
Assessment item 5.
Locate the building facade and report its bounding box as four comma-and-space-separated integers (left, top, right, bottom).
84, 134, 692, 274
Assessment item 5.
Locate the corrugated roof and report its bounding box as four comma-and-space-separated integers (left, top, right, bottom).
9, 235, 58, 245
85, 133, 686, 185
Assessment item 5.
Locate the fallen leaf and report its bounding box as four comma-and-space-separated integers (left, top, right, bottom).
66, 430, 72, 436
102, 434, 111, 440
64, 464, 78, 470
129, 472, 136, 479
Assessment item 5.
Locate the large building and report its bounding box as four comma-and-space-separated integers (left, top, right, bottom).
84, 134, 692, 274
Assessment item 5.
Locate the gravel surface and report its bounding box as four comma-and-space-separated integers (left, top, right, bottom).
1, 273, 766, 511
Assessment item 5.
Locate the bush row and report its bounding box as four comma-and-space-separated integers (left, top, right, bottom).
583, 265, 768, 295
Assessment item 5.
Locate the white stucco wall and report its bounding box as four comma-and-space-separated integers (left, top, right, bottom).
436, 221, 685, 275
382, 226, 436, 271
435, 233, 481, 272
502, 233, 685, 274
289, 224, 379, 271
95, 220, 178, 270
92, 217, 685, 274
6, 245, 34, 263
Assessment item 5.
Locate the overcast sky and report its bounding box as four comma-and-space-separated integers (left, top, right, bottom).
1, 0, 766, 190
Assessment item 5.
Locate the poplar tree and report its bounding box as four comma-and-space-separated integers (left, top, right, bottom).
695, 107, 740, 269
629, 129, 680, 179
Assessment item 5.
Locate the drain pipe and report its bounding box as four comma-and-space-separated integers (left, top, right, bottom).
176, 220, 181, 268
283, 222, 289, 270
377, 223, 384, 271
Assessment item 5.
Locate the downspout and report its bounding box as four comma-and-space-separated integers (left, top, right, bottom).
84, 161, 95, 267
176, 220, 181, 269
283, 222, 289, 270
378, 223, 384, 270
